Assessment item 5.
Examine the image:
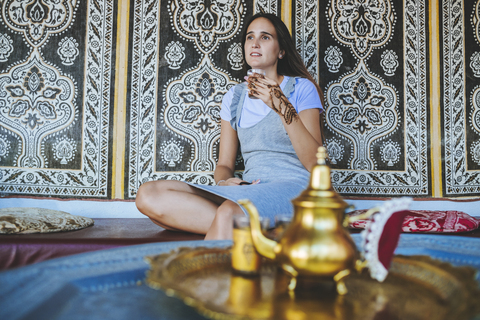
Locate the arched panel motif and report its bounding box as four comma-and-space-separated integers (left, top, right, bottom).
442, 0, 480, 196
0, 0, 116, 198
125, 0, 280, 198
317, 0, 430, 196
2, 0, 477, 200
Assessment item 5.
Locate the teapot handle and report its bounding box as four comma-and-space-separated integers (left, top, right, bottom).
343, 207, 380, 228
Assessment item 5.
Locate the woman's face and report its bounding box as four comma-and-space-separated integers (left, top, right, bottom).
244, 17, 284, 72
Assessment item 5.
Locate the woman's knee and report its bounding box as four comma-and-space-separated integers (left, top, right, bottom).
135, 181, 153, 212
135, 181, 168, 215
216, 200, 243, 220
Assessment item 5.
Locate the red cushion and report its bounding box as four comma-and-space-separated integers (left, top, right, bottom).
348, 210, 480, 233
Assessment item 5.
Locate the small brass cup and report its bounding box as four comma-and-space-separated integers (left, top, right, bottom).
231, 215, 269, 275
274, 214, 292, 240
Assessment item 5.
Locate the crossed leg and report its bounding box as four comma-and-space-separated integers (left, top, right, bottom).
135, 180, 244, 239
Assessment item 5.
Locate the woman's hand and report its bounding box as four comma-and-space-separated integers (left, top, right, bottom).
246, 75, 323, 172
246, 73, 299, 125
217, 178, 261, 186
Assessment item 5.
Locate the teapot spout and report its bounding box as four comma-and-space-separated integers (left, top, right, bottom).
237, 199, 278, 261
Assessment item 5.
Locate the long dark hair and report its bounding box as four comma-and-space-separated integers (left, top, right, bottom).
241, 13, 325, 105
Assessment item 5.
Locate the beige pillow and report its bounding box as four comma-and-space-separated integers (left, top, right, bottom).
0, 207, 94, 234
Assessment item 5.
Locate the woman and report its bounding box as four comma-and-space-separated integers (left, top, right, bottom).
135, 13, 323, 240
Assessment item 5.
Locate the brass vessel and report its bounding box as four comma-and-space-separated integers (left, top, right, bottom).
146, 247, 480, 320
238, 146, 360, 295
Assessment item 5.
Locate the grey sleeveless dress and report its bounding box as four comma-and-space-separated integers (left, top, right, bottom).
187, 77, 311, 225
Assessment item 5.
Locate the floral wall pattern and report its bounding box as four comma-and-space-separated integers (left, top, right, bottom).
0, 0, 478, 200
442, 0, 480, 196
0, 0, 117, 198
319, 0, 431, 196
125, 0, 277, 198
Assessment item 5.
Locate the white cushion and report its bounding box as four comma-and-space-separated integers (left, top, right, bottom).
0, 207, 94, 234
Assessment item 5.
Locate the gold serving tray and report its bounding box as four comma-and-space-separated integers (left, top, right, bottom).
145, 247, 480, 320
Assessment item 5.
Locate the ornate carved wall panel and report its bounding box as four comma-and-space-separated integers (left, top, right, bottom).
0, 0, 117, 198
441, 0, 480, 196
2, 0, 476, 201
125, 0, 281, 198
317, 0, 431, 196
293, 0, 319, 83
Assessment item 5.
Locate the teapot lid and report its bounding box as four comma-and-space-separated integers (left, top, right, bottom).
292, 146, 348, 209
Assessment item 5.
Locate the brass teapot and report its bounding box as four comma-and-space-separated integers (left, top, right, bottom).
238, 147, 366, 295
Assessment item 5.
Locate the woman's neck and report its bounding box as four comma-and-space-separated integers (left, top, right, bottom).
265, 70, 284, 84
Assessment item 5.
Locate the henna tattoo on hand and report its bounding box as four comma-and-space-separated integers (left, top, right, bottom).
267, 84, 298, 124
247, 75, 263, 88
247, 74, 264, 98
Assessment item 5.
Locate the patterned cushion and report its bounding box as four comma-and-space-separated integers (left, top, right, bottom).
348, 209, 479, 233
0, 207, 94, 234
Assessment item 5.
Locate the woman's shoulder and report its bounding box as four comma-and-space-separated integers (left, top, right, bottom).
232, 81, 248, 89
220, 82, 247, 116
288, 77, 322, 110
224, 82, 245, 97
225, 82, 247, 96
283, 76, 316, 93
288, 77, 318, 97
293, 77, 316, 88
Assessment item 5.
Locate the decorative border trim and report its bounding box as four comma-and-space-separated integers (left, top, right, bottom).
442, 0, 480, 196
294, 0, 318, 82
126, 0, 274, 198
0, 0, 115, 198
327, 0, 430, 196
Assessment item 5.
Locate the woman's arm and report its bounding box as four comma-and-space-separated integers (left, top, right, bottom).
282, 108, 322, 172
214, 120, 245, 185
248, 75, 322, 172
